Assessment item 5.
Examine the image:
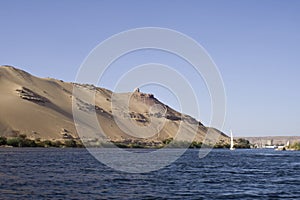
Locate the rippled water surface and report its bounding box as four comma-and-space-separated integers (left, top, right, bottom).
1, 148, 300, 199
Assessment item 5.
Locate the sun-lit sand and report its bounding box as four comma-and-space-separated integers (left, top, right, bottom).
0, 65, 229, 145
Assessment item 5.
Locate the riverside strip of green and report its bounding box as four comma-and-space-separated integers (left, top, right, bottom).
0, 135, 252, 149
0, 135, 82, 148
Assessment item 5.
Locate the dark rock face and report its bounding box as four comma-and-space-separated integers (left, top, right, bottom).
129, 112, 148, 123
16, 87, 48, 104
182, 115, 199, 125
165, 114, 181, 121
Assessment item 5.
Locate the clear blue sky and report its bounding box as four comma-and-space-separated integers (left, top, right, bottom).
1, 0, 299, 136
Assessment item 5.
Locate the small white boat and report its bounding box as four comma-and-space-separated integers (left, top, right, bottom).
230, 130, 235, 150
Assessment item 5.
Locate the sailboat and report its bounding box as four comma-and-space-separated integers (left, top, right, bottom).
275, 140, 289, 151
230, 130, 235, 150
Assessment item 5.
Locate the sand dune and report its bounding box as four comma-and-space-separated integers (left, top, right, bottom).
0, 65, 229, 145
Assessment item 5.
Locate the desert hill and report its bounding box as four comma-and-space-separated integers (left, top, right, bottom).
0, 65, 229, 146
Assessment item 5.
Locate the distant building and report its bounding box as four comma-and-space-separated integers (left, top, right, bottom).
267, 139, 273, 146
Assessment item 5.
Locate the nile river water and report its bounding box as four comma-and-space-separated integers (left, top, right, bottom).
1, 148, 300, 199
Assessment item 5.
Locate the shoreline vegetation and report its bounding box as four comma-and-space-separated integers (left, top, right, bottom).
288, 143, 300, 151
0, 135, 252, 149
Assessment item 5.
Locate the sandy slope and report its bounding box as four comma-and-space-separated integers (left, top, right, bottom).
0, 65, 229, 144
